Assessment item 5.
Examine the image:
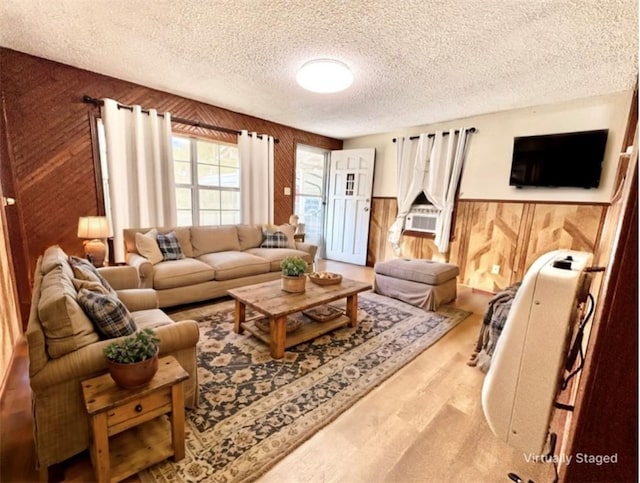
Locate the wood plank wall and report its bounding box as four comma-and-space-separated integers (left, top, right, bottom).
369, 197, 607, 293
0, 48, 343, 326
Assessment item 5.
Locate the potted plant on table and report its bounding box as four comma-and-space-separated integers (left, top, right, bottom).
104, 328, 160, 388
280, 256, 308, 293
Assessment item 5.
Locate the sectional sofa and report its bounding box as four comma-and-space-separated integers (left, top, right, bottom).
26, 245, 200, 474
123, 224, 318, 307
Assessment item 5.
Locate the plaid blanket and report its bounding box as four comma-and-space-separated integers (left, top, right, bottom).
468, 283, 520, 372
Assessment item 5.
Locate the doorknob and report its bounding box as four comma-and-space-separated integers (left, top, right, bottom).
2, 197, 16, 206
364, 207, 369, 212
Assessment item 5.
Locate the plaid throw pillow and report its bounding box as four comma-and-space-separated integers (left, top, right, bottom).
69, 256, 115, 295
157, 231, 185, 261
77, 288, 137, 338
260, 231, 289, 248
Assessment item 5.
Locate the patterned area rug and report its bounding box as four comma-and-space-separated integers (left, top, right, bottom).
140, 291, 471, 483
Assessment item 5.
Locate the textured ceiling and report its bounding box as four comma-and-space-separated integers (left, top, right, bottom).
0, 0, 637, 139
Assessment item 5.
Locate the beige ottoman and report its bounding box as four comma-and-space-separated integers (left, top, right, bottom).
373, 258, 459, 310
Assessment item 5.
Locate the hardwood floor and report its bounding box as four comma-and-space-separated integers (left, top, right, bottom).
0, 261, 555, 482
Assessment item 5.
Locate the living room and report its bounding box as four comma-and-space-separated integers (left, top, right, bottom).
0, 2, 638, 482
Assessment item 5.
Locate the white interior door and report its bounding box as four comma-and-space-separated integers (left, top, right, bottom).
325, 148, 375, 265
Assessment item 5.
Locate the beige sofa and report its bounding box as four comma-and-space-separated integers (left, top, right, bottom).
123, 224, 318, 308
26, 246, 200, 475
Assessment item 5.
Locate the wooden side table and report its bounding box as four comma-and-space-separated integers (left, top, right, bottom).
81, 356, 189, 483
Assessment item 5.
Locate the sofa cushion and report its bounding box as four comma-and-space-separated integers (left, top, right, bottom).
260, 231, 289, 248
130, 309, 175, 330
41, 245, 74, 276
157, 231, 186, 261
69, 256, 115, 295
237, 224, 264, 251
198, 251, 270, 280
245, 247, 314, 272
135, 229, 163, 264
77, 288, 137, 339
38, 266, 100, 358
153, 258, 216, 290
191, 225, 241, 256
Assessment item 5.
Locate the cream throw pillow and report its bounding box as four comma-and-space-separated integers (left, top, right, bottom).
278, 224, 297, 248
135, 229, 163, 264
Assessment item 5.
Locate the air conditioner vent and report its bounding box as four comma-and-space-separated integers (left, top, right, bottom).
406, 204, 439, 234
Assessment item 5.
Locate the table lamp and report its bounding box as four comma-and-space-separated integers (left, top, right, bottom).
77, 216, 109, 267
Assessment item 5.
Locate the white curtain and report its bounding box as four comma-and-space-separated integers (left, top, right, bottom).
100, 98, 176, 262
424, 129, 470, 253
388, 128, 471, 255
238, 130, 274, 224
388, 134, 434, 256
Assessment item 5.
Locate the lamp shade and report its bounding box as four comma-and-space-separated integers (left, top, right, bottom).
77, 216, 109, 239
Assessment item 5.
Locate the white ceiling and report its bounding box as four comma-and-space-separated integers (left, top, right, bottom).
0, 1, 637, 140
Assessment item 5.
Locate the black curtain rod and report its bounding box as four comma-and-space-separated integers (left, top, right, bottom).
392, 127, 476, 143
82, 95, 279, 143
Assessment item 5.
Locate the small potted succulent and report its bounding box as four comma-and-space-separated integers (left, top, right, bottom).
280, 256, 308, 293
104, 328, 160, 388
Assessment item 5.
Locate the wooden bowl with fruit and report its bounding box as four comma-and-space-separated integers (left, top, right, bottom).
308, 271, 342, 286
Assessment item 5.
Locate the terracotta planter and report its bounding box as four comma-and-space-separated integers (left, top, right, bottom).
107, 351, 159, 389
281, 274, 306, 293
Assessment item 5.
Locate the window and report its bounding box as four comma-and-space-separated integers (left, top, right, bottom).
173, 136, 240, 226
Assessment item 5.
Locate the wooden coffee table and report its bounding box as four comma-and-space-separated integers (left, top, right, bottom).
228, 277, 371, 359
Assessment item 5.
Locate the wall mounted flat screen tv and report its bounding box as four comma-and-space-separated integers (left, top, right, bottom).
509, 129, 608, 188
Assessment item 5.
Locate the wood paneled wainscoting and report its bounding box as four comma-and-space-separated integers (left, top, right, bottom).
368, 198, 607, 293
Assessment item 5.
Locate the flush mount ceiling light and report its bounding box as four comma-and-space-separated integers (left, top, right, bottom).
296, 59, 353, 93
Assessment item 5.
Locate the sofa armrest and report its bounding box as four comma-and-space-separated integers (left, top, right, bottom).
29, 320, 200, 390
126, 253, 154, 288
26, 319, 49, 377
295, 241, 318, 260
98, 265, 139, 290
116, 289, 159, 311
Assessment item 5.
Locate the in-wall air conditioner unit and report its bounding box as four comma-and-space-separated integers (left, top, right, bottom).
405, 205, 439, 233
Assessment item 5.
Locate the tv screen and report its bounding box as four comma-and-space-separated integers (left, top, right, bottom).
509, 129, 608, 188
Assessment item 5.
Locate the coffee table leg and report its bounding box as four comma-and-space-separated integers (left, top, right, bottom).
270, 316, 286, 359
346, 293, 359, 327
234, 300, 245, 334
